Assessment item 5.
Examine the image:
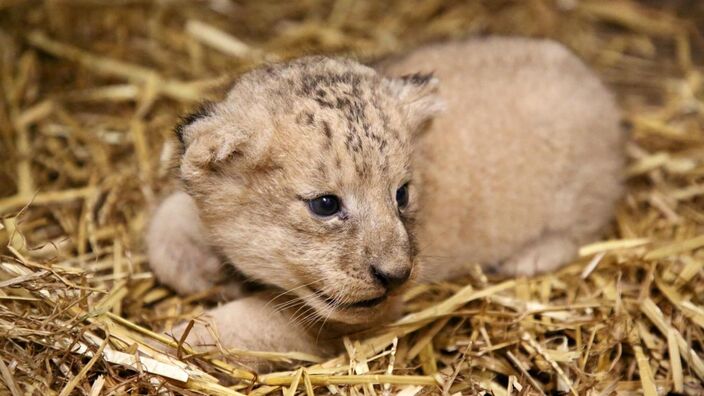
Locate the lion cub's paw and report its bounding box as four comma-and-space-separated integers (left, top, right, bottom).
499, 234, 577, 277
147, 191, 244, 298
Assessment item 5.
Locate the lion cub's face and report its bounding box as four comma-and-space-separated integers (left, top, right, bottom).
177, 57, 441, 325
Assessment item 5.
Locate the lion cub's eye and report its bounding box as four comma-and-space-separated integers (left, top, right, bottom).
308, 195, 341, 217
396, 183, 409, 209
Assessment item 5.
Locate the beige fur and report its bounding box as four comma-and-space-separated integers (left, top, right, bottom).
146, 37, 625, 369
385, 38, 624, 280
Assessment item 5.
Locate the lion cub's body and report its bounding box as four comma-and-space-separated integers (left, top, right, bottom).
389, 38, 624, 279
147, 37, 624, 369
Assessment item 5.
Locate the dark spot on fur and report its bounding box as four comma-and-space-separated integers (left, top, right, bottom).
262, 64, 280, 76
314, 96, 335, 109
295, 111, 316, 126
300, 75, 319, 96
378, 139, 387, 152
301, 72, 367, 112
345, 132, 363, 154
345, 132, 353, 151
335, 97, 366, 125
322, 121, 332, 140
335, 96, 350, 110
400, 72, 434, 86
316, 161, 328, 179
312, 88, 336, 108
354, 159, 370, 178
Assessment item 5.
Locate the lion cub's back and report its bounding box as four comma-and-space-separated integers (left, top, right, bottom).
385, 37, 625, 280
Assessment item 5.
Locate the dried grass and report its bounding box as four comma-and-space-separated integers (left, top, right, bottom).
1, 0, 704, 394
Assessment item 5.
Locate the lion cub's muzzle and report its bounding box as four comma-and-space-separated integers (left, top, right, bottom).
314, 262, 411, 310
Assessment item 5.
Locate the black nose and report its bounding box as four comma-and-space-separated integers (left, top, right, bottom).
371, 264, 410, 291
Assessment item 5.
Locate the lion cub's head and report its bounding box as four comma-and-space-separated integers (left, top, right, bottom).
176, 57, 442, 325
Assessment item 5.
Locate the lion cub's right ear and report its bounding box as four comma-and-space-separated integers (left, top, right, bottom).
385, 72, 445, 133
175, 102, 270, 182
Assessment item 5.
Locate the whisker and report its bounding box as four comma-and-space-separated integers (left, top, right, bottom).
315, 304, 335, 341
287, 288, 329, 325
263, 277, 325, 309
271, 292, 310, 311
289, 305, 317, 328
300, 286, 347, 331
271, 298, 306, 315
270, 285, 328, 315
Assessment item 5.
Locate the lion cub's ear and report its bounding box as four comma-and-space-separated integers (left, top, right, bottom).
174, 101, 271, 182
385, 72, 445, 133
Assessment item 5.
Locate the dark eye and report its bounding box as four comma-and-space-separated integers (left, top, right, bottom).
396, 183, 409, 209
308, 195, 341, 217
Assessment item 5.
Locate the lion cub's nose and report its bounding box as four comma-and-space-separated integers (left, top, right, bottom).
371, 264, 410, 291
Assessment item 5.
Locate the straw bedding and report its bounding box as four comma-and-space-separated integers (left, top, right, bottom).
1, 0, 703, 394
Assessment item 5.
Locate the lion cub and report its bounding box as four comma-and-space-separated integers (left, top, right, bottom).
147, 37, 624, 367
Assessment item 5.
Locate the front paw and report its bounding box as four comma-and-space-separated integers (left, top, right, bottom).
498, 235, 577, 277
149, 238, 222, 295
147, 191, 238, 296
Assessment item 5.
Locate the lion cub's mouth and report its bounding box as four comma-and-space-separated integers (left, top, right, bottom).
310, 287, 387, 309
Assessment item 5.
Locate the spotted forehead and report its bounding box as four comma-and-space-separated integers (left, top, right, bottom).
287, 69, 412, 182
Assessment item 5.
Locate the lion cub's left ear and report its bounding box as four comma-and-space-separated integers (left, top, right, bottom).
385, 72, 445, 132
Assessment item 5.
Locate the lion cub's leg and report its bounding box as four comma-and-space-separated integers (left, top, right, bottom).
498, 233, 578, 277
168, 293, 337, 371
147, 191, 243, 298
